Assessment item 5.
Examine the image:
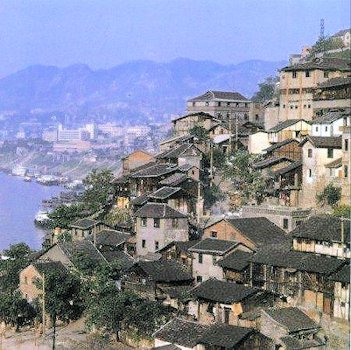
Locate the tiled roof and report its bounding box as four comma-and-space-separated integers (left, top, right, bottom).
58, 240, 107, 265
131, 193, 150, 206
149, 186, 182, 200
159, 134, 194, 146
291, 215, 350, 243
100, 250, 135, 271
263, 139, 299, 153
251, 241, 345, 275
90, 229, 130, 247
317, 76, 351, 88
130, 163, 178, 178
134, 203, 187, 218
280, 335, 326, 349
325, 157, 342, 168
191, 279, 258, 304
157, 240, 201, 253
198, 323, 254, 348
217, 250, 253, 271
264, 307, 319, 332
253, 157, 293, 170
156, 144, 201, 160
136, 260, 193, 283
311, 109, 349, 124
332, 29, 350, 37
188, 90, 249, 102
268, 119, 307, 133
160, 172, 188, 186
274, 160, 302, 176
158, 285, 194, 299
32, 261, 67, 275
281, 57, 351, 72
70, 218, 99, 229
300, 135, 342, 149
328, 264, 350, 284
151, 345, 181, 350
226, 217, 287, 247
153, 318, 209, 348
178, 163, 198, 172
188, 238, 238, 255
172, 111, 215, 123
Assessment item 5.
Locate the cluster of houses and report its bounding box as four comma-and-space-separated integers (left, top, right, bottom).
17, 47, 351, 348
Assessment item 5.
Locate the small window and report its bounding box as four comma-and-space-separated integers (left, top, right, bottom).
292, 71, 297, 78
155, 241, 159, 250
24, 276, 28, 284
308, 149, 313, 158
211, 231, 217, 238
218, 102, 221, 107
283, 104, 286, 108
303, 104, 306, 108
345, 139, 349, 151
172, 218, 178, 228
308, 104, 311, 108
283, 218, 289, 229
325, 126, 328, 132
227, 102, 230, 106
212, 255, 217, 264
255, 114, 259, 121
198, 253, 203, 264
153, 218, 160, 228
316, 126, 319, 132
196, 276, 203, 283
344, 165, 349, 178
295, 105, 298, 109
309, 169, 312, 177
142, 239, 146, 248
205, 101, 209, 107
327, 148, 333, 158
296, 220, 303, 227
305, 70, 310, 77
141, 217, 147, 227
192, 102, 196, 107
324, 71, 329, 78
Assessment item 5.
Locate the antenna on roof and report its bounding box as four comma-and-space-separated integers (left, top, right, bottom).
320, 18, 325, 40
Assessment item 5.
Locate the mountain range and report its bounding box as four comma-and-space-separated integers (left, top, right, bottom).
0, 58, 286, 125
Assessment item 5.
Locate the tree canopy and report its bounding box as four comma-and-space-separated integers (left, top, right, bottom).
252, 76, 278, 103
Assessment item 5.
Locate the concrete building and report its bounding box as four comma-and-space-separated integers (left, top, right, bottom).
267, 119, 311, 143
331, 28, 351, 47
311, 110, 349, 137
121, 150, 154, 175
134, 203, 189, 256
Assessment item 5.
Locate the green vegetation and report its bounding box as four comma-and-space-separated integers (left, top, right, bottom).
190, 125, 210, 142
333, 204, 351, 218
308, 36, 345, 57
252, 76, 278, 103
316, 183, 341, 207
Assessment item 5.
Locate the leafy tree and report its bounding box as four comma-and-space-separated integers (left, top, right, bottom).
0, 291, 36, 330
252, 76, 278, 103
104, 207, 131, 227
212, 148, 227, 169
309, 36, 345, 57
0, 243, 32, 294
82, 169, 115, 212
333, 204, 351, 218
224, 151, 267, 205
57, 231, 72, 243
124, 300, 174, 338
204, 183, 225, 209
190, 125, 209, 142
71, 251, 106, 276
317, 183, 341, 207
48, 203, 86, 229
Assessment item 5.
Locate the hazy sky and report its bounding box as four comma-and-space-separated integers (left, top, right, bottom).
0, 0, 350, 77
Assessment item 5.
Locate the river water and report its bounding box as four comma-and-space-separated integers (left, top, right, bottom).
0, 173, 62, 252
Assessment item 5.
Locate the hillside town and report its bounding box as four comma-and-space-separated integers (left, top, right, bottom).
0, 28, 350, 350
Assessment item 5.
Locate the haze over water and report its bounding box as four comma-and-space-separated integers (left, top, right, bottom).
0, 173, 62, 251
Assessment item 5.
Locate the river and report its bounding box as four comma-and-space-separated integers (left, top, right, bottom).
0, 173, 62, 252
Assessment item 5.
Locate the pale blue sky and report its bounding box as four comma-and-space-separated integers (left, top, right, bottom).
0, 0, 350, 77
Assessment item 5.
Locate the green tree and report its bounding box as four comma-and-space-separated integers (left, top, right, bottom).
104, 207, 131, 227
0, 243, 32, 294
333, 204, 351, 218
0, 291, 36, 330
252, 76, 278, 103
224, 151, 267, 204
190, 125, 210, 142
309, 36, 345, 57
48, 203, 86, 229
204, 183, 225, 209
317, 183, 341, 207
82, 169, 115, 212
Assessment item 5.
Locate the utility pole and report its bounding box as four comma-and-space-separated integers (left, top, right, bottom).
235, 113, 239, 151
228, 112, 232, 155
210, 142, 214, 187
42, 273, 46, 339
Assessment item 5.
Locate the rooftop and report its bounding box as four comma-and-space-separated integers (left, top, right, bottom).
149, 186, 182, 200
157, 240, 201, 253
274, 160, 302, 176
263, 307, 319, 333
32, 261, 67, 275
291, 215, 350, 243
188, 90, 248, 102
268, 119, 308, 133
100, 250, 135, 271
253, 156, 293, 170
328, 263, 350, 284
188, 238, 238, 255
159, 172, 189, 187
153, 318, 209, 348
70, 218, 99, 229
134, 203, 187, 219
130, 163, 178, 178
311, 109, 350, 124
156, 144, 201, 160
135, 260, 193, 283
191, 279, 258, 304
317, 76, 351, 89
90, 229, 130, 247
300, 135, 342, 149
281, 57, 351, 72
217, 250, 253, 271
325, 157, 342, 168
263, 139, 300, 153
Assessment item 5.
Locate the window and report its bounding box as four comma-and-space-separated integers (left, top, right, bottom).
308, 149, 313, 158
196, 276, 203, 283
344, 165, 349, 178
141, 217, 147, 227
283, 218, 289, 229
292, 71, 297, 78
295, 105, 298, 109
205, 101, 209, 106
211, 231, 217, 238
212, 255, 217, 264
172, 218, 178, 228
316, 126, 319, 132
244, 114, 249, 120
218, 102, 221, 107
142, 239, 146, 248
325, 126, 328, 132
303, 104, 306, 108
283, 104, 286, 108
309, 169, 312, 177
308, 104, 311, 108
227, 102, 230, 106
255, 114, 259, 121
296, 220, 303, 227
345, 139, 349, 151
327, 148, 333, 158
198, 253, 203, 264
155, 241, 159, 250
24, 276, 28, 284
192, 102, 196, 107
153, 218, 160, 228
305, 70, 310, 77
324, 71, 329, 78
